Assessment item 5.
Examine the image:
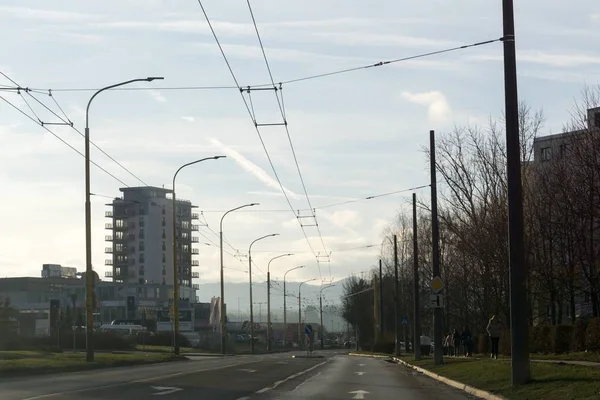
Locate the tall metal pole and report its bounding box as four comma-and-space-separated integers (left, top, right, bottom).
379, 259, 384, 339
413, 193, 421, 361
220, 203, 259, 355
502, 0, 531, 385
84, 76, 163, 362
298, 278, 315, 350
172, 156, 225, 355
283, 266, 304, 349
430, 129, 443, 365
248, 234, 279, 354
394, 234, 400, 357
319, 284, 335, 350
266, 254, 293, 352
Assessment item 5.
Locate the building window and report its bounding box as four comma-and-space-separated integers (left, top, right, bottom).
162, 207, 166, 215
541, 147, 551, 162
139, 218, 145, 228
162, 253, 166, 262
139, 253, 145, 263
162, 216, 166, 227
115, 219, 126, 228
139, 229, 145, 239
162, 229, 166, 239
162, 242, 166, 251
139, 266, 145, 276
115, 231, 124, 240
139, 241, 145, 252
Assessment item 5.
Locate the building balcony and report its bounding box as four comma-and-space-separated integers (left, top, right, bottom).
191, 248, 199, 255
192, 272, 200, 279
105, 211, 113, 218
191, 237, 199, 243
114, 224, 128, 231
105, 247, 113, 254
191, 225, 199, 231
192, 284, 199, 290
105, 271, 113, 278
105, 223, 113, 229
105, 259, 113, 266
191, 260, 199, 267
105, 235, 113, 241
191, 213, 199, 219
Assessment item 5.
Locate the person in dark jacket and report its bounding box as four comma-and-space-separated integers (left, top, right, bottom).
461, 326, 473, 357
486, 315, 502, 359
452, 328, 461, 357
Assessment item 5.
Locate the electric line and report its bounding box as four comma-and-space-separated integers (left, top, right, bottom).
314, 184, 430, 210
0, 95, 129, 186
195, 0, 324, 281
0, 70, 149, 186
29, 85, 237, 93
247, 0, 330, 277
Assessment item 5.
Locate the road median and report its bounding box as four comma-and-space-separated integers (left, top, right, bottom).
0, 350, 187, 378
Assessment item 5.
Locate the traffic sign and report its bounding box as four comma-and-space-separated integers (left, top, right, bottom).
431, 276, 445, 293
430, 294, 444, 308
304, 324, 313, 335
401, 316, 409, 325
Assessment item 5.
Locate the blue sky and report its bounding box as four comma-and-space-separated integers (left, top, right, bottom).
0, 0, 599, 287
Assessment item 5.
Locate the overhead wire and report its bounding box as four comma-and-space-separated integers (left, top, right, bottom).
246, 0, 331, 279
195, 0, 325, 281
0, 70, 149, 186
0, 95, 129, 186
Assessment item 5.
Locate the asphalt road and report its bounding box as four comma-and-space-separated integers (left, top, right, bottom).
0, 351, 475, 400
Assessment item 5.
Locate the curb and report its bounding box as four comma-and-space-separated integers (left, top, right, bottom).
347, 352, 390, 359
391, 357, 507, 400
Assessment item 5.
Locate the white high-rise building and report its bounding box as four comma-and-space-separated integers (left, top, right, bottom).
105, 186, 200, 291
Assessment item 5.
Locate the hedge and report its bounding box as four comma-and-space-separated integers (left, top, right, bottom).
571, 318, 587, 352
585, 317, 600, 352
551, 325, 573, 354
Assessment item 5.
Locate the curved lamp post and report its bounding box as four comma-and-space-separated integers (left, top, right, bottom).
319, 284, 336, 349
84, 76, 163, 362
248, 233, 279, 353
266, 253, 293, 351
283, 266, 304, 348
172, 156, 226, 355
219, 203, 259, 354
298, 278, 316, 350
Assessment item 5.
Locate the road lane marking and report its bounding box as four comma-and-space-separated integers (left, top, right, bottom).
293, 372, 321, 391
238, 368, 257, 373
151, 386, 183, 396
21, 360, 260, 400
357, 363, 365, 367
355, 372, 365, 376
349, 390, 370, 399
255, 360, 327, 394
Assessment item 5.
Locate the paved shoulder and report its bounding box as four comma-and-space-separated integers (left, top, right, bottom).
259, 355, 474, 399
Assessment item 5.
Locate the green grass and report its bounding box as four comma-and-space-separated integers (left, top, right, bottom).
530, 352, 600, 363
134, 345, 196, 353
0, 350, 187, 377
400, 356, 600, 400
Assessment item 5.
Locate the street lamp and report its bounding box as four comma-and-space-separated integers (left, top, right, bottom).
219, 203, 259, 355
299, 278, 316, 350
283, 265, 304, 349
248, 233, 279, 353
319, 284, 336, 350
172, 156, 226, 355
266, 253, 293, 351
84, 76, 163, 362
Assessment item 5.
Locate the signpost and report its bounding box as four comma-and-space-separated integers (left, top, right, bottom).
305, 324, 313, 356
431, 276, 445, 294
430, 294, 444, 308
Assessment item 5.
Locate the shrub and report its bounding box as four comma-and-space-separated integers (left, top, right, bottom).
477, 333, 489, 355
142, 332, 191, 348
551, 325, 574, 354
499, 330, 511, 356
530, 323, 552, 354
371, 339, 395, 354
585, 317, 600, 352
571, 318, 588, 352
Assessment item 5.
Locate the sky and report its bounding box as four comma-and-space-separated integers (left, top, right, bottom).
1, 0, 599, 292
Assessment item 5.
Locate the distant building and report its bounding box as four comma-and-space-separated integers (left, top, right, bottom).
41, 264, 77, 279
533, 106, 600, 164
104, 186, 200, 290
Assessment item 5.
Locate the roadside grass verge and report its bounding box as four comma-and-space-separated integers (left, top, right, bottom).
0, 350, 186, 377
400, 356, 600, 400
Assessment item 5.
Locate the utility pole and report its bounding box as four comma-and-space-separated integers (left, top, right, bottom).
430, 129, 443, 366
379, 259, 384, 339
394, 235, 400, 357
502, 0, 531, 385
413, 193, 421, 360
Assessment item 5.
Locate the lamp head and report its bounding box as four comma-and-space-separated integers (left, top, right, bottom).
146, 76, 164, 82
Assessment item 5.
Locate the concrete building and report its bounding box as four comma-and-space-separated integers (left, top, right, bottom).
105, 186, 200, 291
41, 264, 77, 279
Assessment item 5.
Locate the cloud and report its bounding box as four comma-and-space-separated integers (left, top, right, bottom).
209, 138, 298, 199
401, 91, 451, 124
592, 14, 600, 23
93, 19, 254, 36
471, 51, 600, 68
148, 90, 167, 103
311, 32, 458, 48
181, 116, 195, 122
328, 210, 363, 229
0, 6, 95, 21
